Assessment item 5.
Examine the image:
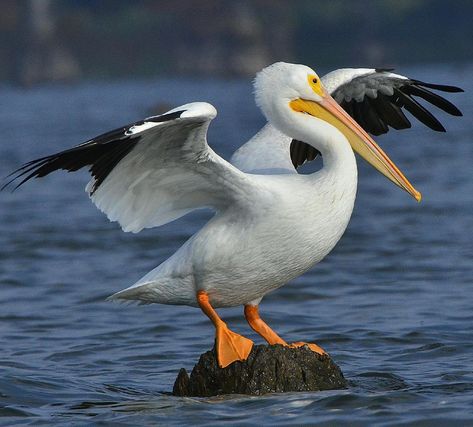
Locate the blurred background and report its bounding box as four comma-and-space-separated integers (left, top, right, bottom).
1, 1, 472, 424
1, 0, 472, 86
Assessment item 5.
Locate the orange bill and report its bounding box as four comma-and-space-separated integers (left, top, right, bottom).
290, 92, 421, 202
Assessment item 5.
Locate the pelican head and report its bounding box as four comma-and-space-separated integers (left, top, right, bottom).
255, 62, 421, 202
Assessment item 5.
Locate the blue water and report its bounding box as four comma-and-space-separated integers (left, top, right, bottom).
0, 64, 472, 425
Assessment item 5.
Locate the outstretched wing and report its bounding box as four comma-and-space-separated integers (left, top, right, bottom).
323, 68, 463, 136
5, 102, 255, 233
232, 68, 463, 172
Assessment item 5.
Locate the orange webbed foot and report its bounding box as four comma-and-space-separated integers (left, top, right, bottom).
243, 304, 327, 357
216, 324, 254, 368
289, 341, 327, 356
197, 291, 254, 368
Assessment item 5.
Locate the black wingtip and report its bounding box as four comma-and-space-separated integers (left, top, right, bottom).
395, 88, 447, 133
0, 180, 10, 192
415, 80, 464, 93
1, 176, 25, 192
402, 84, 464, 117
1, 168, 30, 192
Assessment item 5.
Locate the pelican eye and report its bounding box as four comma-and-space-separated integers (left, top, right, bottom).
308, 74, 323, 96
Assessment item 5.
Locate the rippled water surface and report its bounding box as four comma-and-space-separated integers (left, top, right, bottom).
1, 65, 472, 425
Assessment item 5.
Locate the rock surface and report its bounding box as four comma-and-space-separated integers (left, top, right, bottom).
173, 344, 347, 397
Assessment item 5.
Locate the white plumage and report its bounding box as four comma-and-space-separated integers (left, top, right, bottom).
110, 64, 360, 307
6, 62, 461, 367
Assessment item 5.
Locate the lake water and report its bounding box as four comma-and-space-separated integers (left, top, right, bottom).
0, 64, 472, 425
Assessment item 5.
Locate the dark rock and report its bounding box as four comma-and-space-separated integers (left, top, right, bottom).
173, 344, 347, 397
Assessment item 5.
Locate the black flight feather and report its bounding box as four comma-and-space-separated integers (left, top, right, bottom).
364, 96, 389, 135
394, 88, 446, 132
402, 85, 463, 116
370, 93, 411, 131
290, 140, 321, 168
2, 110, 185, 192
413, 81, 464, 93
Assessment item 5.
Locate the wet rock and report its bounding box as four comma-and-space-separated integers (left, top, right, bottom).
173, 344, 346, 397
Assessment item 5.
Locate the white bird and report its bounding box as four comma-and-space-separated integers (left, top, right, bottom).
4, 63, 462, 368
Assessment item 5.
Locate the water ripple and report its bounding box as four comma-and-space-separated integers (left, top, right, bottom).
0, 65, 472, 425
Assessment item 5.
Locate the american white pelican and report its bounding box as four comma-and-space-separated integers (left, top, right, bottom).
4, 63, 462, 368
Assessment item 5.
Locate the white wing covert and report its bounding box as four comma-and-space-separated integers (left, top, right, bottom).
231, 123, 297, 174
6, 102, 255, 233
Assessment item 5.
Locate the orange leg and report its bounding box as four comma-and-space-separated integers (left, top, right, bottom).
197, 291, 253, 368
244, 304, 326, 355
244, 305, 287, 345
